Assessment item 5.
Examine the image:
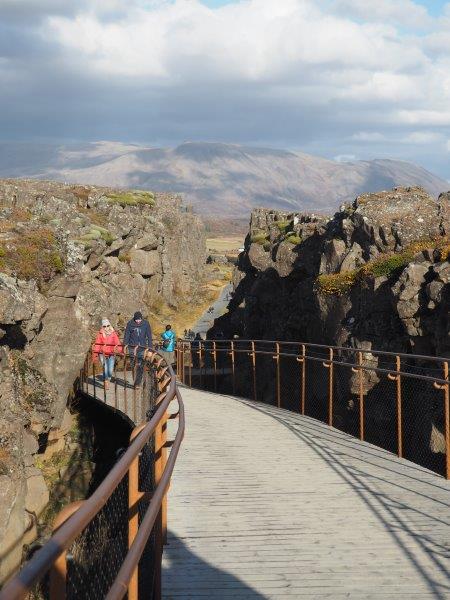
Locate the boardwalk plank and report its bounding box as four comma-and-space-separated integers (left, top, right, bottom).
162, 387, 450, 600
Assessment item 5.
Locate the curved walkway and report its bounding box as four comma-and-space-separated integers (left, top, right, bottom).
163, 387, 450, 600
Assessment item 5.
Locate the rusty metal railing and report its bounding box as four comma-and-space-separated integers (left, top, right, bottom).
177, 338, 449, 479
1, 344, 184, 600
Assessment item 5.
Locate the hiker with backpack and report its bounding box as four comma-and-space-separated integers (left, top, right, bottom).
160, 324, 176, 365
124, 311, 152, 388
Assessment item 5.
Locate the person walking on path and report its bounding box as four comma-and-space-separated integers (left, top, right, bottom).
93, 318, 122, 390
191, 332, 203, 369
124, 311, 152, 388
161, 324, 176, 366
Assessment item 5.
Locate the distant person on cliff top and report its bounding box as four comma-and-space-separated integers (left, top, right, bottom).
124, 311, 152, 388
93, 318, 122, 390
161, 324, 176, 366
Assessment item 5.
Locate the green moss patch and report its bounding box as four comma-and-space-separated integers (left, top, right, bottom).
275, 220, 291, 233
316, 236, 449, 296
286, 235, 302, 245
106, 191, 155, 208
250, 233, 268, 245
0, 228, 64, 285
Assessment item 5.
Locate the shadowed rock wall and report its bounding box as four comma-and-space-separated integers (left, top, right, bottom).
214, 186, 449, 470
0, 179, 205, 581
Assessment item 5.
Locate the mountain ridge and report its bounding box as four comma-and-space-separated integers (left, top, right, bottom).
0, 141, 447, 216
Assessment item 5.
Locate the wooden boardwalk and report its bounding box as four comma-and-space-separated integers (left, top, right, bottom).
83, 375, 450, 599
162, 387, 450, 600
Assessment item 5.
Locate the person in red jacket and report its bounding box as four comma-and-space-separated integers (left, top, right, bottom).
93, 318, 123, 389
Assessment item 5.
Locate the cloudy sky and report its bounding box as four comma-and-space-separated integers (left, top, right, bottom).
1, 0, 449, 177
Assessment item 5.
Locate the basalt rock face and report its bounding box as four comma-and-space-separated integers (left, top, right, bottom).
216, 187, 449, 469
0, 179, 205, 581
222, 187, 449, 354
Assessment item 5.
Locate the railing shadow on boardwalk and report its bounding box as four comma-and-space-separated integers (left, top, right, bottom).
162, 533, 266, 599
230, 396, 450, 600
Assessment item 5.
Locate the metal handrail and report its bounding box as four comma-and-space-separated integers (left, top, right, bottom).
177, 338, 449, 479
1, 344, 184, 600
188, 337, 450, 365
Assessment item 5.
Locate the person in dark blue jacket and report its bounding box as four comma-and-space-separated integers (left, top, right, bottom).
124, 311, 152, 388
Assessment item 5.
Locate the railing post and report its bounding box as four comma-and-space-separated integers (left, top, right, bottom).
113, 349, 118, 410
92, 356, 97, 401
123, 347, 129, 416
388, 355, 402, 458
322, 348, 333, 426
296, 345, 306, 415
434, 361, 450, 479
153, 414, 164, 600
128, 427, 142, 600
188, 342, 192, 388
199, 343, 203, 389
230, 340, 236, 395
272, 343, 281, 408
352, 351, 365, 441
212, 341, 217, 392
182, 342, 186, 385
250, 341, 257, 402
49, 501, 84, 600
161, 411, 168, 544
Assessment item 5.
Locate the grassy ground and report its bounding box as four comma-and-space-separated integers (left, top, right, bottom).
149, 263, 233, 337
206, 235, 244, 255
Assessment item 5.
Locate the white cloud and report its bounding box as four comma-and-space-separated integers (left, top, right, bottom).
334, 154, 357, 162
0, 0, 449, 178
331, 0, 433, 29
45, 0, 429, 80
352, 132, 386, 142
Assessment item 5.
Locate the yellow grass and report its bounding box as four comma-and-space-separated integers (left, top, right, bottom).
206, 236, 244, 254
148, 264, 233, 335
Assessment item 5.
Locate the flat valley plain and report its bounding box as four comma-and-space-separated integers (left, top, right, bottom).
206, 235, 244, 256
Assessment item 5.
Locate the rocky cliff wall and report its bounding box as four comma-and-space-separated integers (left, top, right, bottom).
220, 187, 449, 356
0, 179, 205, 581
215, 187, 449, 471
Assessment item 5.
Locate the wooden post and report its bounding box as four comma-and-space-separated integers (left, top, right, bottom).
161, 413, 168, 544
434, 361, 449, 479
352, 352, 365, 441
250, 341, 257, 402
113, 349, 118, 410
123, 349, 128, 416
92, 359, 97, 401
199, 343, 203, 389
230, 341, 236, 395
296, 345, 306, 415
49, 501, 84, 600
153, 416, 164, 600
388, 355, 402, 458
128, 437, 140, 599
213, 341, 217, 392
323, 348, 334, 427
189, 342, 192, 388
272, 343, 281, 409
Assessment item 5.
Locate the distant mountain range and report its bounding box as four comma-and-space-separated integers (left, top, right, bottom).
0, 141, 447, 216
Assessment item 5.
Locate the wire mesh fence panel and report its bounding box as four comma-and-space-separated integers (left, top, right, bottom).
254, 341, 276, 406
234, 341, 253, 400
331, 349, 360, 437
304, 352, 329, 424
201, 341, 215, 393
215, 341, 230, 394
66, 476, 129, 600
138, 434, 157, 596
401, 370, 446, 476
361, 356, 398, 454
279, 344, 303, 413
